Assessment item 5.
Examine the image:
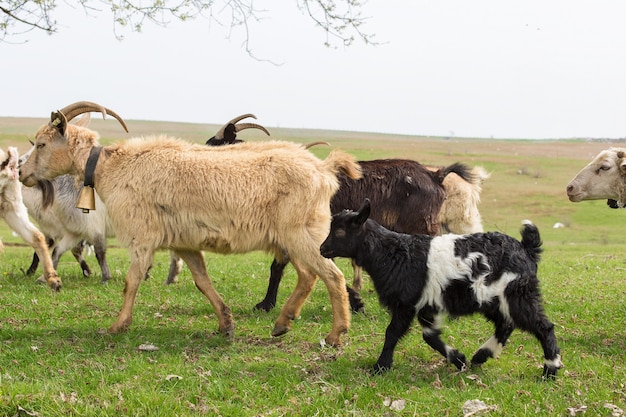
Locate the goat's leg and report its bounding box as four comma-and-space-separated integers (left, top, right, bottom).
352, 261, 363, 292
255, 257, 289, 312
348, 262, 365, 313
70, 241, 93, 277
418, 307, 467, 370
175, 249, 234, 340
108, 246, 154, 333
4, 209, 61, 290
470, 312, 514, 368
532, 319, 562, 379
507, 288, 563, 378
512, 309, 562, 378
272, 260, 318, 338
91, 235, 111, 283
165, 251, 183, 285
26, 236, 54, 276
373, 303, 416, 373
301, 254, 351, 347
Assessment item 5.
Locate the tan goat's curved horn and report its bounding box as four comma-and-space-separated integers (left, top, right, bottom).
57, 101, 129, 133
214, 114, 269, 139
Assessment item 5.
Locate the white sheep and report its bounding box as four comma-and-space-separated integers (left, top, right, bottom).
566, 147, 626, 206
19, 101, 362, 346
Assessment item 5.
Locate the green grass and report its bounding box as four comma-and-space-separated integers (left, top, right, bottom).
0, 118, 625, 416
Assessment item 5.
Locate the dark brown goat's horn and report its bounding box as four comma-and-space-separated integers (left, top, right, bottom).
57, 101, 129, 133
304, 141, 331, 149
214, 114, 270, 139
234, 123, 270, 136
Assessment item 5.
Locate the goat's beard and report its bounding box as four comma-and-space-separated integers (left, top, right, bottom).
36, 179, 56, 209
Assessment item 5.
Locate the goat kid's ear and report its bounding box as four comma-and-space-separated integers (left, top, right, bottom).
354, 198, 371, 226
50, 111, 68, 136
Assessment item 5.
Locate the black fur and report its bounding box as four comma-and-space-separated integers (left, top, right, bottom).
205, 123, 242, 146
320, 199, 562, 379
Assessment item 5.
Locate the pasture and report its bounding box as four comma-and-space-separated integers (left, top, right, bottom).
0, 117, 624, 416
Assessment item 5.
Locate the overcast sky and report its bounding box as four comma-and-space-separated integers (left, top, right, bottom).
2, 1, 626, 139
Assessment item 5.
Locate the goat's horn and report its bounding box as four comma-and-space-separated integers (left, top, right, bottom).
234, 123, 270, 136
304, 141, 331, 149
214, 113, 267, 139
57, 101, 129, 133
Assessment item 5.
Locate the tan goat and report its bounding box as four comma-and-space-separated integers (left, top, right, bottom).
19, 102, 362, 346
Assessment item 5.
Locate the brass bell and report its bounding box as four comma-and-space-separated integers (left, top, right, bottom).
76, 185, 96, 213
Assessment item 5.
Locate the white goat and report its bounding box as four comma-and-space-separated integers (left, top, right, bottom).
19, 101, 362, 346
0, 147, 61, 289
21, 175, 112, 282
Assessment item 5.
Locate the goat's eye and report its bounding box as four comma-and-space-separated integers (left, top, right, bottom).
36, 143, 45, 149
334, 229, 346, 238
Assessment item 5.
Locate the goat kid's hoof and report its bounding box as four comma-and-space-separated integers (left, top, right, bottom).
542, 366, 559, 380
271, 324, 291, 337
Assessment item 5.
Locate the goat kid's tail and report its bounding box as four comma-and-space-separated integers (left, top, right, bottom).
323, 149, 362, 180
520, 221, 543, 264
434, 162, 474, 185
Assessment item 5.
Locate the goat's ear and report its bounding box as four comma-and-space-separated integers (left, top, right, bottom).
72, 113, 91, 127
50, 111, 68, 136
355, 199, 371, 226
618, 153, 626, 175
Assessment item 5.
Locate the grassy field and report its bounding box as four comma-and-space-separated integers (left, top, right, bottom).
0, 117, 625, 416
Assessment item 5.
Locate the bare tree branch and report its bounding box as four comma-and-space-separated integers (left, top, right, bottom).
0, 0, 374, 48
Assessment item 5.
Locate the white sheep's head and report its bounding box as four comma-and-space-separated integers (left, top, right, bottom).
566, 147, 626, 206
19, 101, 128, 188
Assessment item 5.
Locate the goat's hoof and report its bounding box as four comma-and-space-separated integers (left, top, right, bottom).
542, 365, 558, 380
254, 301, 275, 312
372, 363, 390, 375
108, 321, 130, 334
271, 324, 291, 337
47, 276, 62, 292
447, 349, 468, 371
220, 325, 235, 341
323, 334, 343, 348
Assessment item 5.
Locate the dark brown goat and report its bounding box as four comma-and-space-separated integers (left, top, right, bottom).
253, 159, 473, 312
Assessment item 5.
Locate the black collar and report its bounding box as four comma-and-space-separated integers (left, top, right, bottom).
84, 146, 103, 188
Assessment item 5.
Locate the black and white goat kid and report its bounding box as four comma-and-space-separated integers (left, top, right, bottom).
320, 199, 563, 378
